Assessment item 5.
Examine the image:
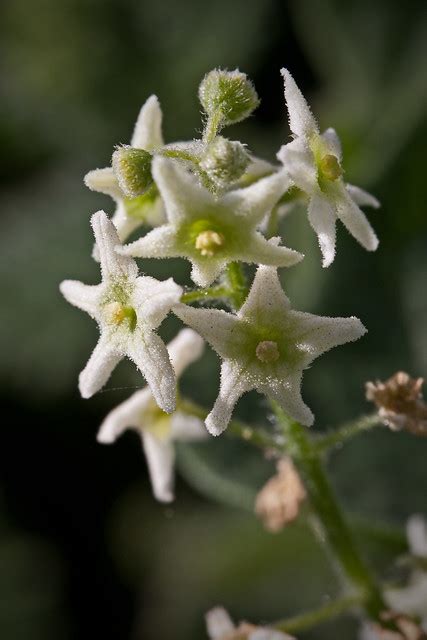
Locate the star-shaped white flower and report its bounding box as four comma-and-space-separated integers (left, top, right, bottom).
84, 95, 166, 247
206, 607, 295, 640
174, 264, 365, 435
118, 156, 303, 287
97, 329, 206, 502
277, 69, 380, 268
60, 210, 182, 412
385, 515, 427, 628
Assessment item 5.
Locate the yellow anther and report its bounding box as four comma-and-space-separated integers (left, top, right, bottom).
104, 302, 137, 330
195, 230, 224, 257
319, 154, 342, 181
256, 340, 280, 363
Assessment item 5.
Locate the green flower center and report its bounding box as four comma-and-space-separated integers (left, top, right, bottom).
195, 229, 225, 256
104, 302, 137, 331
318, 154, 342, 182
255, 340, 280, 363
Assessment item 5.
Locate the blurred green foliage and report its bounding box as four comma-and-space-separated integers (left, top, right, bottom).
0, 0, 426, 638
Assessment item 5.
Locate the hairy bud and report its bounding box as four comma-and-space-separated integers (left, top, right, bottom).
199, 69, 260, 127
199, 137, 250, 189
112, 146, 153, 198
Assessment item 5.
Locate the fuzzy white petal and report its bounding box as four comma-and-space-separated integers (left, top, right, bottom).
321, 127, 342, 160
59, 280, 102, 319
97, 388, 153, 443
127, 331, 176, 414
167, 328, 205, 377
250, 629, 294, 640
111, 202, 148, 243
260, 372, 314, 427
222, 170, 290, 224
120, 224, 178, 259
239, 264, 291, 322
334, 187, 379, 251
170, 412, 207, 440
91, 210, 138, 280
205, 607, 235, 640
133, 276, 182, 330
238, 233, 303, 269
407, 514, 427, 556
173, 304, 241, 360
78, 334, 122, 399
84, 168, 122, 200
346, 184, 380, 209
205, 361, 251, 436
152, 156, 213, 222
277, 138, 317, 194
292, 311, 367, 365
307, 193, 337, 267
281, 68, 318, 138
141, 431, 175, 502
190, 258, 228, 288
131, 95, 164, 151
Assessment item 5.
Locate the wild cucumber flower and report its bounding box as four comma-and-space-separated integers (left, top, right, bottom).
206, 607, 295, 640
84, 95, 166, 245
59, 211, 182, 412
97, 329, 206, 502
278, 69, 380, 267
119, 157, 303, 287
174, 264, 366, 435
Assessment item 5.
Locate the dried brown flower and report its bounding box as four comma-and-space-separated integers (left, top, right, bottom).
255, 458, 306, 532
366, 372, 427, 436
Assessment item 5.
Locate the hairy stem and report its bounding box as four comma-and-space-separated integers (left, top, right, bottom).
272, 403, 386, 621
224, 262, 249, 310
275, 594, 362, 634
180, 286, 230, 304
203, 108, 224, 144
315, 414, 381, 454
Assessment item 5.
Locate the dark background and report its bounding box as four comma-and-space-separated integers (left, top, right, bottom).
1, 1, 426, 638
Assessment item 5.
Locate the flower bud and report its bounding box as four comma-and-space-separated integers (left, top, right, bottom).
199, 137, 250, 189
112, 146, 153, 198
199, 69, 260, 127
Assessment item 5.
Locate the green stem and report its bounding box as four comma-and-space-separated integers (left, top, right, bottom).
315, 414, 381, 454
160, 148, 200, 164
180, 286, 229, 304
224, 262, 249, 310
203, 108, 223, 144
275, 594, 362, 634
272, 402, 386, 621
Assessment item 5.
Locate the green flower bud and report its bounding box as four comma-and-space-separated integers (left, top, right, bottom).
199, 69, 260, 127
112, 146, 153, 198
199, 137, 250, 190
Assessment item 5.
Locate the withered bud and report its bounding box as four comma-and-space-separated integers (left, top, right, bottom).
255, 458, 306, 533
364, 611, 427, 640
366, 372, 427, 436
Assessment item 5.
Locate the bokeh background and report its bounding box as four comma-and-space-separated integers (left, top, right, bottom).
1, 0, 426, 638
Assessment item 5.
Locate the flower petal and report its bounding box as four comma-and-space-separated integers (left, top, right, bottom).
346, 183, 380, 209
334, 186, 379, 251
205, 607, 235, 640
141, 431, 175, 502
239, 265, 291, 323
292, 311, 366, 366
307, 193, 337, 268
205, 361, 251, 436
132, 276, 182, 329
91, 210, 138, 280
119, 224, 179, 259
131, 95, 164, 151
222, 169, 290, 224
190, 258, 228, 288
152, 156, 213, 222
250, 629, 295, 640
167, 328, 205, 377
97, 388, 153, 443
173, 303, 241, 360
170, 412, 207, 440
78, 334, 122, 399
407, 514, 427, 557
239, 233, 303, 269
321, 127, 342, 160
59, 280, 102, 319
260, 372, 314, 427
281, 68, 318, 138
277, 138, 317, 194
127, 331, 176, 414
84, 168, 122, 200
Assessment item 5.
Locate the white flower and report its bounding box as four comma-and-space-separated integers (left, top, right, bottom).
84, 95, 166, 248
118, 156, 303, 287
206, 607, 295, 640
174, 263, 365, 435
277, 69, 380, 268
385, 515, 427, 628
97, 329, 206, 502
59, 210, 182, 412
